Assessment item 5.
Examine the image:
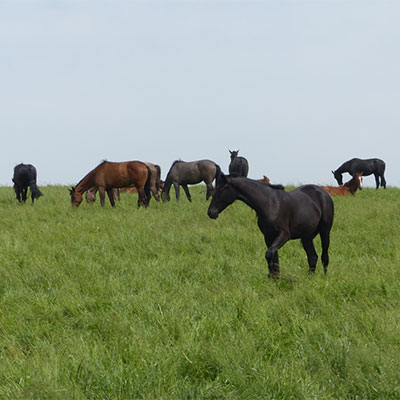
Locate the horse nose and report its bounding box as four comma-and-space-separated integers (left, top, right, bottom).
208, 208, 218, 219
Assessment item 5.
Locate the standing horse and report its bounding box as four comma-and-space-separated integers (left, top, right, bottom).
12, 163, 43, 204
332, 158, 386, 189
69, 161, 151, 208
208, 174, 334, 278
161, 160, 219, 201
321, 173, 363, 196
85, 162, 161, 203
228, 150, 249, 177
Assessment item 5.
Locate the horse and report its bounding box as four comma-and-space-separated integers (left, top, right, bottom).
256, 175, 271, 184
332, 158, 386, 189
85, 187, 120, 203
321, 173, 363, 196
69, 160, 151, 208
12, 163, 43, 204
228, 150, 249, 177
161, 160, 219, 201
208, 173, 334, 278
85, 162, 161, 203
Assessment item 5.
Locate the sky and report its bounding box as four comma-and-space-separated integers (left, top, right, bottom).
1, 1, 399, 187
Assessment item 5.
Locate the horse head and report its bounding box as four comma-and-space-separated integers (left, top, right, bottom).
229, 150, 239, 160
208, 172, 237, 219
332, 170, 343, 186
355, 172, 363, 190
69, 186, 83, 207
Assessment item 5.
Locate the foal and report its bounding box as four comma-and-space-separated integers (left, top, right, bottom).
321, 173, 363, 196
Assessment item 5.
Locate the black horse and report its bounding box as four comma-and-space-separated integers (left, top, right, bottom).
332, 158, 386, 189
161, 159, 220, 201
12, 163, 43, 204
228, 150, 249, 177
208, 173, 334, 278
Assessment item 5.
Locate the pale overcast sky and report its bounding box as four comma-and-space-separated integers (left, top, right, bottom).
1, 1, 399, 187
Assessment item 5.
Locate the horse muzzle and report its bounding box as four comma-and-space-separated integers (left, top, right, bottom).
207, 209, 219, 219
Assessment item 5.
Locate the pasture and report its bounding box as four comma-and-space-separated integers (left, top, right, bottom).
0, 185, 399, 399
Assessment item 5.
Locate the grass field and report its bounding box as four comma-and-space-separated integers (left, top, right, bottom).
0, 185, 399, 399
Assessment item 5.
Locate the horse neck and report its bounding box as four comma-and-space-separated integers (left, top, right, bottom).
336, 161, 350, 173
344, 178, 359, 193
76, 171, 96, 193
230, 179, 272, 215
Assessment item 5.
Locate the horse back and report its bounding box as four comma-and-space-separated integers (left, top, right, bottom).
97, 161, 149, 188
13, 163, 37, 185
229, 157, 249, 177
292, 185, 334, 228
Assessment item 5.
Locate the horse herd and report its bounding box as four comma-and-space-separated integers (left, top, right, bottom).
12, 154, 387, 278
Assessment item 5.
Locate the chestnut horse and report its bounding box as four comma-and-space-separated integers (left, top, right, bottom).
69, 161, 151, 207
321, 173, 363, 196
85, 162, 161, 203
256, 175, 271, 184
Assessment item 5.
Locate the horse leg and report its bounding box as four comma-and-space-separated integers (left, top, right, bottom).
22, 188, 27, 203
319, 228, 331, 274
182, 184, 192, 202
174, 183, 180, 201
151, 185, 160, 202
15, 187, 21, 202
98, 187, 106, 206
137, 188, 148, 208
374, 173, 380, 189
107, 189, 116, 207
301, 238, 318, 274
380, 174, 387, 189
264, 233, 289, 278
265, 249, 280, 278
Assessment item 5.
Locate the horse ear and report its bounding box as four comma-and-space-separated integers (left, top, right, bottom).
229, 150, 232, 154
69, 186, 75, 194
331, 170, 335, 175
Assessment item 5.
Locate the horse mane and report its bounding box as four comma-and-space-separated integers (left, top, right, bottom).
164, 159, 183, 182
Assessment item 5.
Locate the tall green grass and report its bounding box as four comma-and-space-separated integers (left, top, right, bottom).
0, 185, 399, 399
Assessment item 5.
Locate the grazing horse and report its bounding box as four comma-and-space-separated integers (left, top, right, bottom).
228, 150, 249, 177
208, 174, 334, 278
85, 162, 161, 203
332, 158, 386, 189
69, 160, 151, 208
321, 173, 363, 196
161, 160, 219, 201
12, 163, 43, 204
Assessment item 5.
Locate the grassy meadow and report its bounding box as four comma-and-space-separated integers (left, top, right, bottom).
0, 184, 399, 399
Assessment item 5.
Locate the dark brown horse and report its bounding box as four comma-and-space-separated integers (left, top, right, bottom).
228, 150, 249, 177
332, 158, 386, 189
321, 173, 363, 196
208, 174, 334, 278
69, 161, 151, 207
12, 163, 43, 204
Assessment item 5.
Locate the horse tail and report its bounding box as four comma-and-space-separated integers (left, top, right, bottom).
29, 181, 43, 199
155, 164, 161, 192
144, 165, 152, 203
